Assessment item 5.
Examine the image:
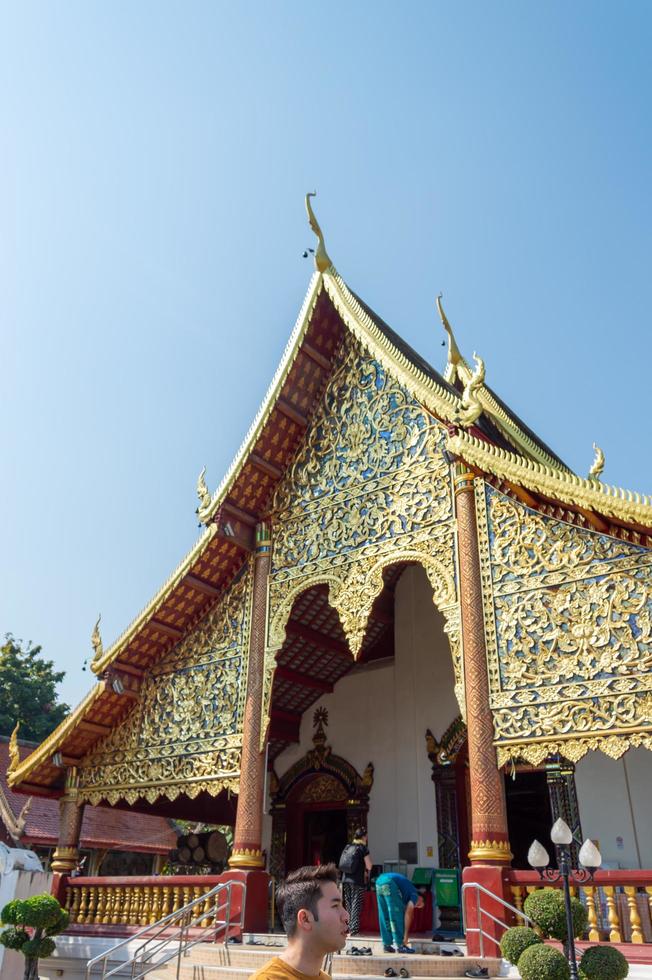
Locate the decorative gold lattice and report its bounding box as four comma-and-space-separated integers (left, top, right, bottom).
476, 483, 652, 765
77, 568, 252, 804
264, 336, 460, 742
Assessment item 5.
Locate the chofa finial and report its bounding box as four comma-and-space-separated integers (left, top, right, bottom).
436, 294, 463, 384
196, 466, 212, 524
588, 443, 605, 481
91, 614, 103, 664
8, 721, 20, 774
305, 193, 333, 273
457, 352, 485, 427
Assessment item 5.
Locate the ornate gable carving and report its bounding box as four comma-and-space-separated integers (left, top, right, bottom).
77, 567, 252, 805
477, 483, 652, 765
264, 336, 461, 742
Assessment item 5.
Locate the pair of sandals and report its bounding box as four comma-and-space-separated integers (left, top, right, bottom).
347, 946, 372, 956
384, 968, 409, 978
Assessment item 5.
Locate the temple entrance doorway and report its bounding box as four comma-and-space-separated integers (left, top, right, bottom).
303, 807, 348, 867
505, 770, 553, 868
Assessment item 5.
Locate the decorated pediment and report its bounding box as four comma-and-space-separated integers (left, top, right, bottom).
76, 568, 252, 805
478, 484, 652, 764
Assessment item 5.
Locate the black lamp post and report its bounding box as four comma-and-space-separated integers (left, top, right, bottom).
528, 818, 602, 980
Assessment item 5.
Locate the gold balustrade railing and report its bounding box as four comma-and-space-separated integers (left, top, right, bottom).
508, 872, 652, 945
64, 876, 225, 930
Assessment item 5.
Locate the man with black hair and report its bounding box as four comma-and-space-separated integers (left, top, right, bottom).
250, 864, 349, 980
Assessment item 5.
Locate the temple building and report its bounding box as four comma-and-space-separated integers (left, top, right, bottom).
6, 196, 652, 939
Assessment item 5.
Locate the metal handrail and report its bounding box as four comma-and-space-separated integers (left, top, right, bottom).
84, 879, 246, 980
461, 881, 533, 958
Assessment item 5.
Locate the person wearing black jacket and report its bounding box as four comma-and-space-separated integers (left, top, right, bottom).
338, 829, 372, 936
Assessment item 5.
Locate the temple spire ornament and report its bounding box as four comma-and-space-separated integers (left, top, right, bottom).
457, 352, 485, 427
437, 294, 463, 384
8, 721, 20, 775
588, 443, 605, 481
90, 615, 103, 665
196, 466, 212, 524
305, 192, 332, 273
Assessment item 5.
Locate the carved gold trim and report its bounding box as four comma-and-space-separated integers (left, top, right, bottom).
198, 272, 324, 524
497, 732, 652, 767
91, 523, 219, 674
8, 684, 105, 788
448, 430, 652, 526
228, 847, 265, 869
324, 273, 462, 423
51, 845, 80, 873
7, 722, 20, 775
468, 839, 513, 864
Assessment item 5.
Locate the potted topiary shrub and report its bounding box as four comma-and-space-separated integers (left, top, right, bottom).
524, 887, 588, 959
499, 925, 542, 965
0, 893, 69, 980
518, 943, 570, 980
579, 945, 629, 979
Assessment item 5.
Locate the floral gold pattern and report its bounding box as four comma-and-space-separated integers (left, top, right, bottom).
476, 483, 652, 764
264, 337, 460, 739
77, 568, 252, 804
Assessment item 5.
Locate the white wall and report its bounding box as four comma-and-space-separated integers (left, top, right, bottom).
574, 747, 652, 869
267, 565, 460, 872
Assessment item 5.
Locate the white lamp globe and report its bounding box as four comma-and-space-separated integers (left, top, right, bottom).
527, 840, 550, 869
550, 818, 573, 846
579, 839, 602, 870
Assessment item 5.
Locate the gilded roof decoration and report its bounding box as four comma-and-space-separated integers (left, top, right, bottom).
476, 482, 652, 766
7, 723, 20, 776
76, 567, 252, 805
305, 192, 333, 273
196, 466, 212, 524
90, 615, 103, 666
436, 294, 463, 385
457, 352, 485, 427
264, 335, 462, 746
588, 443, 605, 481
448, 429, 652, 526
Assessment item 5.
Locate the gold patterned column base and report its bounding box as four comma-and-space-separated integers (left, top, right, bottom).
228, 847, 266, 869
468, 839, 513, 865
51, 845, 80, 873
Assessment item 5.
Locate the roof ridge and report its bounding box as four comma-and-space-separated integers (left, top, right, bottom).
448, 429, 652, 525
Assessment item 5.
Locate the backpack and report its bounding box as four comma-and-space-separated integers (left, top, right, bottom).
338, 843, 363, 876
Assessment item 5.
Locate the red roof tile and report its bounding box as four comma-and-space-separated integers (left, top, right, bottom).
1, 741, 176, 853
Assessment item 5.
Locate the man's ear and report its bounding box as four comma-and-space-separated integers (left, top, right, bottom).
296, 907, 313, 931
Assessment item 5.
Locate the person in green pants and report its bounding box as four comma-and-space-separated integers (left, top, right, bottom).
374, 872, 424, 953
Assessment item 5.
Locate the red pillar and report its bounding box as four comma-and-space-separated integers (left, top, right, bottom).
228, 523, 271, 930
454, 468, 512, 955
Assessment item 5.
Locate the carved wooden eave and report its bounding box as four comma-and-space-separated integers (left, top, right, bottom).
11, 236, 652, 796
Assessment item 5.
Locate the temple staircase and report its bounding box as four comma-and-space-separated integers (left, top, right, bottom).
148, 936, 503, 980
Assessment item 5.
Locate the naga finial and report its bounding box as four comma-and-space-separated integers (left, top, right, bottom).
91, 614, 103, 664
305, 192, 333, 273
457, 352, 485, 427
196, 466, 212, 524
588, 443, 605, 481
8, 721, 20, 774
436, 294, 463, 384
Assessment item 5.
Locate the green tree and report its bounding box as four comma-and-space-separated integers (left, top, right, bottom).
1, 893, 69, 980
0, 636, 69, 741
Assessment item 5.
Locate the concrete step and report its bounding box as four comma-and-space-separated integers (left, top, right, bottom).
149, 951, 502, 979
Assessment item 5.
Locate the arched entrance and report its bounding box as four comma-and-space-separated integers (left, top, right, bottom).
269, 708, 374, 876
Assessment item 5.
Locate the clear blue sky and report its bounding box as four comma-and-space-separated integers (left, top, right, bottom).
2, 2, 651, 710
